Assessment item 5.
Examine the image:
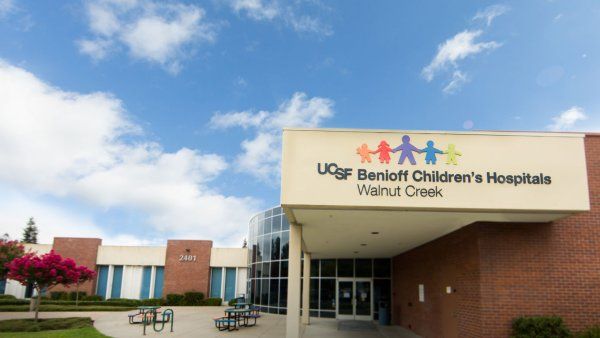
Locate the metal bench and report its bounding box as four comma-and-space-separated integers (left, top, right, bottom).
214, 317, 237, 331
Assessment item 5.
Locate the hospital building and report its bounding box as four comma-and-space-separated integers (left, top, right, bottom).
2, 128, 599, 338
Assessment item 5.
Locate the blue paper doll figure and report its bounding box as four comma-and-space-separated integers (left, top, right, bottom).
392, 135, 422, 165
421, 140, 443, 165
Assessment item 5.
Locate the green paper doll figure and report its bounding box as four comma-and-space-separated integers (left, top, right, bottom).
444, 144, 462, 165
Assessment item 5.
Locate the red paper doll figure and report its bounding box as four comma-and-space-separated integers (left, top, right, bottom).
372, 140, 392, 164
356, 143, 374, 163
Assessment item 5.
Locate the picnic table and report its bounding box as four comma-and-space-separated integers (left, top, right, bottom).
129, 306, 161, 324
233, 302, 253, 309
214, 306, 260, 331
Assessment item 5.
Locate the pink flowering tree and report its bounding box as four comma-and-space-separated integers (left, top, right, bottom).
0, 239, 25, 279
74, 265, 96, 307
7, 250, 96, 321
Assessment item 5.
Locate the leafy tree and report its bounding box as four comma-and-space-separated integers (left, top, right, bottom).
0, 239, 25, 279
7, 250, 96, 321
22, 217, 38, 244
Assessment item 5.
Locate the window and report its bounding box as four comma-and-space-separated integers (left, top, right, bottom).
210, 267, 222, 298
355, 259, 372, 277
272, 215, 282, 232
320, 259, 335, 277
374, 259, 391, 278
96, 266, 109, 298
111, 266, 123, 299
224, 268, 236, 301
154, 267, 164, 298
320, 279, 336, 310
310, 260, 319, 277
269, 279, 279, 306
139, 266, 152, 299
337, 259, 354, 277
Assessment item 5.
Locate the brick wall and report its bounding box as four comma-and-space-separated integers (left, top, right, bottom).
392, 224, 482, 337
478, 134, 600, 336
163, 240, 213, 297
51, 237, 102, 295
392, 134, 600, 337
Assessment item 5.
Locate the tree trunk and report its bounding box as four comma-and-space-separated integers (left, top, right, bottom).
75, 283, 79, 307
34, 287, 41, 322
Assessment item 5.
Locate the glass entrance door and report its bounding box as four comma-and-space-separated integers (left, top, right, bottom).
336, 278, 372, 320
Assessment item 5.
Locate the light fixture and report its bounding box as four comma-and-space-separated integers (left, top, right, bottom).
353, 251, 359, 254
360, 243, 367, 246
371, 232, 379, 235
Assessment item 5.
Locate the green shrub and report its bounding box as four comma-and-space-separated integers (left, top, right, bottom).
0, 317, 93, 332
228, 298, 238, 306
511, 316, 571, 338
83, 295, 103, 301
49, 291, 68, 300
576, 326, 600, 338
182, 292, 204, 305
201, 298, 223, 306
139, 298, 163, 306
0, 299, 29, 306
105, 298, 142, 306
0, 304, 136, 312
166, 294, 184, 306
0, 295, 16, 300
69, 291, 86, 300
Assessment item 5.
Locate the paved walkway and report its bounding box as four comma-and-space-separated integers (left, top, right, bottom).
0, 307, 421, 338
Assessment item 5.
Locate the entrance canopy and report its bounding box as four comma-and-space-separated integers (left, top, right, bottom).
280, 128, 590, 258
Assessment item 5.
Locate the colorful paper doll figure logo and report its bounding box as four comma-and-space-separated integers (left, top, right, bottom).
421, 140, 443, 165
371, 140, 393, 164
443, 144, 462, 165
356, 143, 374, 163
355, 136, 462, 165
392, 135, 422, 165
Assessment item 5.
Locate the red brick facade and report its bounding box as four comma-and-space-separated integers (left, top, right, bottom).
392, 134, 600, 337
51, 237, 102, 295
162, 239, 213, 297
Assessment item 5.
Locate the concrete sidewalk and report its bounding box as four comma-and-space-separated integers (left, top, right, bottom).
0, 307, 421, 338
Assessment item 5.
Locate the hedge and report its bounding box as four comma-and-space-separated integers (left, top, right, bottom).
49, 291, 87, 301
512, 316, 571, 338
0, 295, 16, 300
0, 317, 93, 332
576, 326, 600, 338
0, 305, 136, 312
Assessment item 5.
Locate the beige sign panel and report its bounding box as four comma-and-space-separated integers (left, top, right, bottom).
281, 128, 589, 213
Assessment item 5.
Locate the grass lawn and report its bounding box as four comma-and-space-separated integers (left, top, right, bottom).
0, 305, 135, 312
0, 327, 108, 337
0, 317, 108, 337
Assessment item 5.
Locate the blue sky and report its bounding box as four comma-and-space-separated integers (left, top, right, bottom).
0, 0, 598, 246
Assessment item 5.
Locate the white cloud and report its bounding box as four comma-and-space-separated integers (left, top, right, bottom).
422, 30, 501, 82
229, 0, 279, 21
77, 39, 113, 61
443, 70, 469, 94
210, 92, 334, 181
553, 13, 563, 22
78, 1, 216, 74
473, 4, 509, 26
0, 0, 15, 18
547, 106, 588, 131
226, 0, 332, 36
0, 60, 259, 246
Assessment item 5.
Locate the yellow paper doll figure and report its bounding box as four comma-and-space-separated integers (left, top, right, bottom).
444, 144, 462, 165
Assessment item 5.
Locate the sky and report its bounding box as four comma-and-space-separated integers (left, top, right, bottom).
0, 0, 599, 247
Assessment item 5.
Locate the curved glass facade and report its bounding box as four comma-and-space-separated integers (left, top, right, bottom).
247, 206, 392, 319
247, 206, 290, 314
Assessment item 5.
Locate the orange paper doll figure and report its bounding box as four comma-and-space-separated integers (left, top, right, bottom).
371, 140, 393, 164
356, 143, 374, 163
